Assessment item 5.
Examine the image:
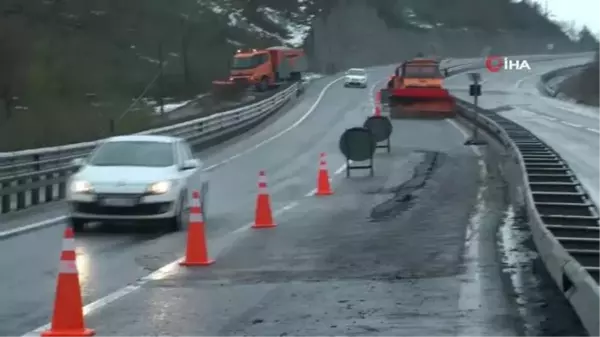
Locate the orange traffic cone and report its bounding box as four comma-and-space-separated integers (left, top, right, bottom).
252, 170, 276, 229
179, 190, 214, 266
375, 91, 381, 104
42, 227, 94, 337
374, 105, 381, 116
316, 152, 333, 196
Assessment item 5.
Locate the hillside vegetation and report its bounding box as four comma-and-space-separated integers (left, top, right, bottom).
0, 0, 597, 151
558, 51, 600, 106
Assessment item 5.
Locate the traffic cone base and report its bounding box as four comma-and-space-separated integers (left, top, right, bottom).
41, 328, 95, 337
316, 190, 333, 196
179, 259, 215, 266
253, 223, 277, 229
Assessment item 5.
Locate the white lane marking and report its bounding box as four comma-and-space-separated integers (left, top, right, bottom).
204, 76, 345, 171
305, 188, 317, 197
586, 128, 600, 134
514, 76, 530, 89
6, 76, 347, 240
541, 115, 557, 121
334, 163, 348, 175
561, 121, 582, 128
445, 119, 482, 156
0, 216, 66, 239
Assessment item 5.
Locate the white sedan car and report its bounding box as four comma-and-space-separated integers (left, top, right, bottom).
66, 135, 209, 232
344, 68, 368, 88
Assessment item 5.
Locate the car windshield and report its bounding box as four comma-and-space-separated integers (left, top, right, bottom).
402, 64, 443, 78
347, 69, 365, 76
89, 141, 174, 167
231, 54, 265, 70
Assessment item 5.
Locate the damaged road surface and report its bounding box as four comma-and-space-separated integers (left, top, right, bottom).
72, 119, 575, 335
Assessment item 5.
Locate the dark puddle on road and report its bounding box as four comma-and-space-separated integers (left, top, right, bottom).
368, 151, 444, 221
498, 205, 587, 336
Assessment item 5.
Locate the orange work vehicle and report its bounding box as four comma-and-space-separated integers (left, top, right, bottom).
213, 46, 308, 96
384, 58, 456, 118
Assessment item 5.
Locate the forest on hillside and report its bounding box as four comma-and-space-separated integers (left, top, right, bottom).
0, 0, 597, 150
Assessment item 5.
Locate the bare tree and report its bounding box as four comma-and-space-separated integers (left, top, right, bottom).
0, 19, 29, 119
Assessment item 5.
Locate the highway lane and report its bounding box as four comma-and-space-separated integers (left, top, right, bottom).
0, 70, 383, 336
55, 93, 524, 336
20, 65, 586, 336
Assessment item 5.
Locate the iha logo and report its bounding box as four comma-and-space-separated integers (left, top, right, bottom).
485, 56, 531, 72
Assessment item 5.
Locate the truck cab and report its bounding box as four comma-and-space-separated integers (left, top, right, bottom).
389, 58, 444, 89
228, 47, 307, 92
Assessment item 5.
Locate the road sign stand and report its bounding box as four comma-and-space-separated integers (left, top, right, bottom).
464, 73, 488, 146
345, 157, 374, 178
375, 138, 391, 153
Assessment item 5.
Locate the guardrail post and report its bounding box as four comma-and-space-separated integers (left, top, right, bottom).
0, 180, 10, 213
45, 173, 54, 202
16, 177, 26, 210
31, 154, 40, 206
57, 169, 67, 199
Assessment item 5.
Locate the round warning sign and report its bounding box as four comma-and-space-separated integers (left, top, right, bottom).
363, 116, 392, 143
339, 127, 376, 161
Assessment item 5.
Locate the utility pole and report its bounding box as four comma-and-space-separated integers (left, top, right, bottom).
157, 41, 165, 115
180, 17, 191, 89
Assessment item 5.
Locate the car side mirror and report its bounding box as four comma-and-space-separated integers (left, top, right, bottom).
181, 159, 200, 171
71, 158, 85, 167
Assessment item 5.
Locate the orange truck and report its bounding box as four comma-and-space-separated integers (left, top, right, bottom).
384, 57, 456, 118
213, 46, 308, 95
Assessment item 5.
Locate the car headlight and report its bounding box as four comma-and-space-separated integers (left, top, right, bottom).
71, 180, 93, 193
147, 181, 172, 195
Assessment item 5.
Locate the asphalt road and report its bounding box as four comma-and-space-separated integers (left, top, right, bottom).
1, 61, 587, 336
1, 70, 376, 335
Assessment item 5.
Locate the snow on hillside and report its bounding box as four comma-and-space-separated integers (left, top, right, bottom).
198, 0, 313, 47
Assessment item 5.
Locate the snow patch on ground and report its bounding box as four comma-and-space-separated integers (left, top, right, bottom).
304, 73, 324, 83
152, 93, 210, 114
258, 6, 312, 47
198, 0, 313, 47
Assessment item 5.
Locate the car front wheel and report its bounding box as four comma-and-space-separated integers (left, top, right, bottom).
69, 217, 86, 233
167, 193, 188, 232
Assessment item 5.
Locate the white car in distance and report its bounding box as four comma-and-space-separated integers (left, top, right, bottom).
344, 68, 368, 88
66, 135, 208, 232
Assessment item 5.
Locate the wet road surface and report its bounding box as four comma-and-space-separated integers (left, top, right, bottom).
1, 70, 375, 335
68, 118, 501, 335
2, 60, 589, 336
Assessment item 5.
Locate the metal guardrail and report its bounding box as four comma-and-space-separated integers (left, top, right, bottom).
0, 84, 300, 214
455, 98, 599, 337
537, 64, 588, 98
